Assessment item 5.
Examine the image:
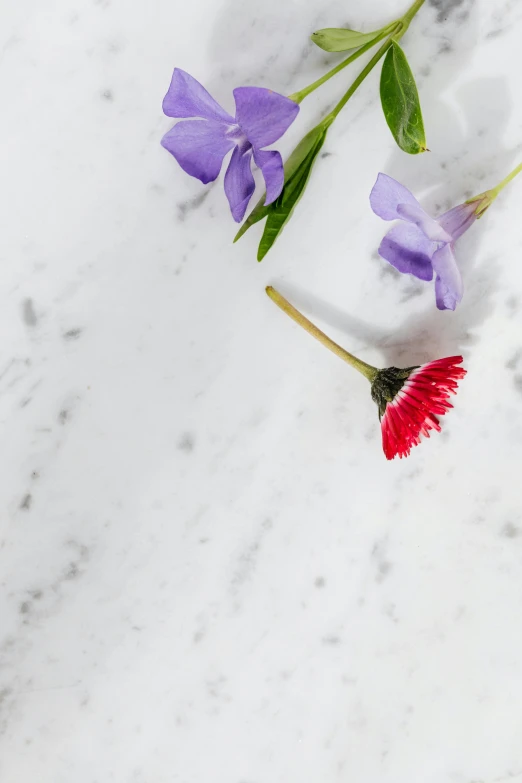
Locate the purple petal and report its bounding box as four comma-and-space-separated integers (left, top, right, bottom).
438, 202, 478, 242
233, 87, 299, 149
162, 68, 234, 123
370, 173, 422, 221
224, 145, 255, 222
432, 244, 463, 310
378, 223, 435, 281
253, 148, 284, 204
396, 203, 452, 243
161, 120, 235, 184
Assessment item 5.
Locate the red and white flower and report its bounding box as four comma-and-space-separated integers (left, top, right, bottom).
374, 356, 467, 460
265, 286, 467, 462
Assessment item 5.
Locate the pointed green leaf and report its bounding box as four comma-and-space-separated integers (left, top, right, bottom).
233, 198, 270, 243
380, 40, 426, 155
233, 123, 328, 244
281, 124, 327, 180
257, 127, 329, 261
311, 25, 390, 53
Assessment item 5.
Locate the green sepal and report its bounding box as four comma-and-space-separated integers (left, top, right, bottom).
370, 366, 418, 418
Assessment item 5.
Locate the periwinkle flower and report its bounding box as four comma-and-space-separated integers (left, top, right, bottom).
370, 173, 490, 311
161, 69, 299, 222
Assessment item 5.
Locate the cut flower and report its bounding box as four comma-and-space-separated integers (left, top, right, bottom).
265, 286, 466, 461
161, 69, 299, 222
370, 173, 491, 310
371, 356, 467, 460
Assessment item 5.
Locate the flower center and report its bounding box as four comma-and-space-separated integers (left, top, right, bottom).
371, 366, 419, 418
225, 124, 250, 151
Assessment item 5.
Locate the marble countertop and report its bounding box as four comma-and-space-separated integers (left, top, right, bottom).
2, 0, 522, 780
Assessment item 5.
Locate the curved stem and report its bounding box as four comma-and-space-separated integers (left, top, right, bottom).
266, 287, 378, 382
288, 25, 396, 104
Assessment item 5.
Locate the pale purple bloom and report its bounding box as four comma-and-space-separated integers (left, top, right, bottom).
161, 69, 299, 222
370, 173, 484, 310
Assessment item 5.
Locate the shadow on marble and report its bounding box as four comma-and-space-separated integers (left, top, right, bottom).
272, 69, 511, 370
275, 4, 518, 368
269, 255, 501, 370
205, 0, 368, 95
371, 71, 516, 363
365, 0, 518, 363
207, 0, 515, 368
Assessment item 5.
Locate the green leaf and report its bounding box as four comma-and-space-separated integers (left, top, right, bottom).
233, 123, 329, 245
232, 196, 270, 243
257, 126, 329, 261
311, 25, 390, 53
380, 40, 426, 155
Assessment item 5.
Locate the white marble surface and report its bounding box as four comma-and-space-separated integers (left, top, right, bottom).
2, 0, 522, 780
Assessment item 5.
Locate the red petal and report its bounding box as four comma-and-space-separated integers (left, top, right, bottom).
380, 356, 466, 460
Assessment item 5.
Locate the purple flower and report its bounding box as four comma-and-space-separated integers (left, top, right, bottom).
370, 173, 488, 310
161, 69, 299, 223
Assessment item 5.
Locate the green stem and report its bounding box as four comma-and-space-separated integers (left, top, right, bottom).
265, 287, 378, 382
325, 26, 400, 121
288, 24, 396, 104
400, 0, 426, 29
320, 0, 424, 121
490, 161, 522, 198
466, 160, 522, 217
288, 0, 425, 105
289, 0, 425, 108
